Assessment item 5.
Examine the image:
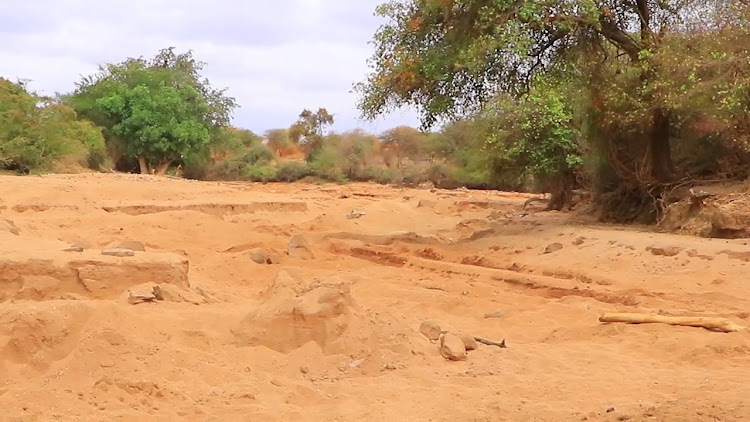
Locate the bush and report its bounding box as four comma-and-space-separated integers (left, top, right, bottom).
244, 164, 278, 182
241, 145, 275, 165
308, 148, 347, 182
276, 161, 311, 182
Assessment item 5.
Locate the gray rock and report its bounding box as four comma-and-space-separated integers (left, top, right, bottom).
102, 248, 135, 257
440, 333, 467, 361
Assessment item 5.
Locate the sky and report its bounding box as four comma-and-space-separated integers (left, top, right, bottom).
0, 0, 420, 135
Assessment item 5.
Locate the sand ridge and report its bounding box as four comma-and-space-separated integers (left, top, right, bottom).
1, 173, 750, 421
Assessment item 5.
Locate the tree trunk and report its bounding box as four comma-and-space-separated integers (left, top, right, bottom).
547, 171, 575, 211
155, 160, 173, 176
138, 156, 150, 175
648, 108, 672, 182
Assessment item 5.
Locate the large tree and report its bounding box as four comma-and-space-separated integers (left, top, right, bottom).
355, 0, 740, 186
68, 47, 237, 174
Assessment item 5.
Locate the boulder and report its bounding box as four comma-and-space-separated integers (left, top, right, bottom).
440, 333, 467, 361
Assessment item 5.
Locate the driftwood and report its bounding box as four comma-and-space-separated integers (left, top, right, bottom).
599, 312, 746, 333
474, 337, 507, 348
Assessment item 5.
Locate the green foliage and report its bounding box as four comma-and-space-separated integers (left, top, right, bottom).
241, 144, 275, 166
68, 47, 237, 174
485, 76, 583, 190
244, 164, 278, 182
276, 161, 311, 182
0, 78, 106, 172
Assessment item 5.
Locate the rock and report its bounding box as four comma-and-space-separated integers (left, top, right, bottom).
127, 287, 157, 305
0, 219, 19, 235
288, 234, 314, 260
63, 243, 86, 252
419, 320, 442, 341
153, 284, 206, 304
646, 245, 683, 257
346, 210, 366, 219
572, 237, 586, 246
300, 366, 310, 374
417, 199, 437, 208
440, 333, 467, 361
113, 239, 146, 252
232, 283, 359, 354
249, 248, 280, 265
458, 333, 478, 351
101, 248, 135, 257
543, 242, 564, 254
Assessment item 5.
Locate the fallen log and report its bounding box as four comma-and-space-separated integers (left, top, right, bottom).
474, 337, 507, 348
599, 312, 747, 333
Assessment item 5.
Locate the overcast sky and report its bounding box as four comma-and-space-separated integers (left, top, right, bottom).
0, 0, 419, 134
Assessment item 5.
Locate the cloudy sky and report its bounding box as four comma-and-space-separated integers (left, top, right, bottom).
0, 0, 419, 134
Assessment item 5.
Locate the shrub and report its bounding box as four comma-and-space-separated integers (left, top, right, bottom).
244, 164, 278, 182
276, 161, 311, 182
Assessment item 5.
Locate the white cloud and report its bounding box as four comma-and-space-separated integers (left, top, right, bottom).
0, 0, 419, 134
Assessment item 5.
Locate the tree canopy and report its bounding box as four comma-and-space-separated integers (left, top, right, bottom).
68, 47, 237, 174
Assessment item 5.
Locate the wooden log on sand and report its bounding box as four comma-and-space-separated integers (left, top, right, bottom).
599, 312, 747, 333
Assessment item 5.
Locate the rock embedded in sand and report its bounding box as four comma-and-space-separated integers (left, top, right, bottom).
127, 288, 157, 305
113, 239, 146, 252
0, 219, 20, 235
458, 333, 478, 351
249, 248, 279, 265
153, 284, 206, 304
543, 243, 564, 254
288, 234, 314, 260
101, 248, 135, 257
440, 333, 467, 361
646, 245, 683, 257
419, 320, 442, 341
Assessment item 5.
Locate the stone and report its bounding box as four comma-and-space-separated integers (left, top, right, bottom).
127, 287, 157, 305
102, 248, 135, 257
0, 219, 19, 235
232, 284, 358, 354
646, 245, 683, 257
153, 284, 206, 304
419, 320, 442, 341
458, 333, 478, 351
440, 333, 467, 361
543, 243, 564, 254
113, 239, 146, 252
417, 199, 437, 208
288, 234, 314, 260
249, 248, 279, 265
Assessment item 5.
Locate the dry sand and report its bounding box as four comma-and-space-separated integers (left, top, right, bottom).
1, 173, 749, 421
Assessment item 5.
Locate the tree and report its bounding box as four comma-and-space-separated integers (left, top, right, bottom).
0, 78, 105, 173
68, 47, 237, 175
264, 128, 294, 156
289, 108, 335, 159
380, 126, 425, 169
355, 0, 744, 204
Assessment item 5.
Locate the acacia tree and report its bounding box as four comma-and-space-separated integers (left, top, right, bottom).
289, 108, 335, 159
68, 47, 237, 175
380, 125, 425, 169
355, 0, 741, 206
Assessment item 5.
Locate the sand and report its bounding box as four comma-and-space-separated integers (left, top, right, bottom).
0, 173, 749, 421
